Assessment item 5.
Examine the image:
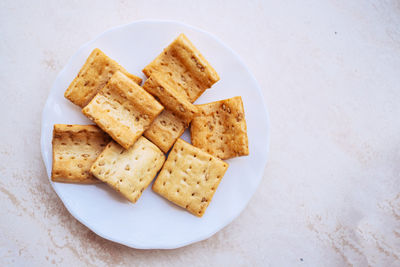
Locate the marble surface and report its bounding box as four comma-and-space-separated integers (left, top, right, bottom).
1, 0, 399, 266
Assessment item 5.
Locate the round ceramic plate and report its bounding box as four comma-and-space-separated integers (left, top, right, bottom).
41, 20, 269, 249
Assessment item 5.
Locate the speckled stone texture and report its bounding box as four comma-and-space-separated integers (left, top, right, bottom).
1, 0, 400, 266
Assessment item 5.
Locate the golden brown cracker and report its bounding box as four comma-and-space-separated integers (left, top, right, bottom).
142, 73, 198, 153
190, 96, 249, 159
142, 73, 197, 124
143, 33, 219, 103
152, 139, 228, 217
64, 48, 142, 107
82, 71, 164, 149
51, 124, 111, 183
90, 137, 165, 203
143, 110, 186, 153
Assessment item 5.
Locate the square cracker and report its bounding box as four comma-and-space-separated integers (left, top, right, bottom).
144, 110, 186, 153
143, 33, 220, 103
190, 96, 249, 160
51, 124, 111, 183
142, 73, 198, 153
152, 139, 229, 217
143, 73, 198, 124
82, 71, 164, 149
64, 48, 142, 108
90, 137, 165, 203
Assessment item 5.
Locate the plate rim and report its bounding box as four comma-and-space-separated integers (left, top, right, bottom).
40, 19, 270, 249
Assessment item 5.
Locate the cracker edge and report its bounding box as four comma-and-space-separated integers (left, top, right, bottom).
190, 96, 249, 159
152, 138, 229, 217
90, 138, 166, 203
82, 71, 164, 149
64, 48, 143, 107
51, 124, 107, 184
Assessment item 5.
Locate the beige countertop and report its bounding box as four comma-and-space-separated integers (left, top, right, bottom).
1, 0, 399, 266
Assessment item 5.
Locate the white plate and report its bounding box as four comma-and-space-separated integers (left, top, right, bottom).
40, 20, 270, 249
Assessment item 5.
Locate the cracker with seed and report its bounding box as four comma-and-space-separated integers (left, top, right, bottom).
90, 137, 165, 203
143, 33, 220, 103
190, 96, 249, 160
143, 73, 198, 124
52, 124, 111, 183
142, 73, 198, 153
144, 110, 186, 153
64, 48, 142, 107
82, 71, 164, 149
152, 139, 228, 217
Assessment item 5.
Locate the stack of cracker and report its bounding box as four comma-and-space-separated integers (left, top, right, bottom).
51, 34, 249, 217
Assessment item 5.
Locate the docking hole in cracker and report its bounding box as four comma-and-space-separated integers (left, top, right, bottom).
143, 73, 198, 153
51, 124, 111, 184
90, 137, 165, 203
190, 96, 249, 160
143, 73, 198, 124
152, 139, 228, 217
64, 48, 142, 108
144, 110, 186, 153
82, 71, 164, 149
143, 33, 220, 103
